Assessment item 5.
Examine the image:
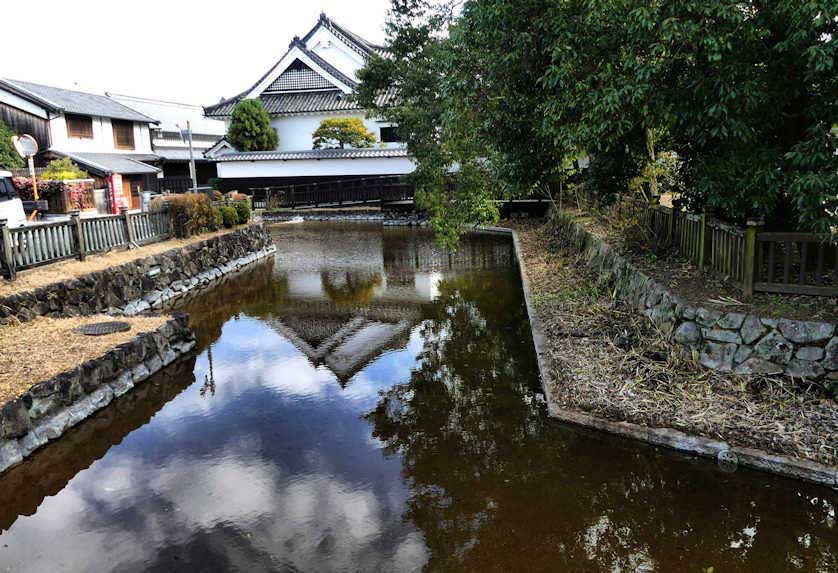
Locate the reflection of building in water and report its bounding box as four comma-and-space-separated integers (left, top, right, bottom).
267, 226, 516, 384
267, 308, 415, 385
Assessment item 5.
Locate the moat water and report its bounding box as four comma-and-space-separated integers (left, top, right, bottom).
0, 223, 835, 572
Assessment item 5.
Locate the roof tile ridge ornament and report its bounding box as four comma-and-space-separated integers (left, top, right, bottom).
289, 35, 303, 49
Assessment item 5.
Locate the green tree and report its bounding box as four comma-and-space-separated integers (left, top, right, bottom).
311, 117, 377, 149
41, 157, 88, 180
0, 120, 25, 170
359, 0, 838, 240
227, 99, 278, 152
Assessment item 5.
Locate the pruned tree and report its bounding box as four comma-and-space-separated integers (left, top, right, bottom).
227, 99, 278, 152
312, 117, 377, 149
0, 120, 24, 170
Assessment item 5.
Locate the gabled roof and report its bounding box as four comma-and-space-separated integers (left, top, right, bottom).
203, 14, 387, 119
302, 12, 384, 57
2, 79, 158, 123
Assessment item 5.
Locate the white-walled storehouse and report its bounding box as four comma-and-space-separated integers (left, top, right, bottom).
0, 79, 160, 209
204, 13, 414, 189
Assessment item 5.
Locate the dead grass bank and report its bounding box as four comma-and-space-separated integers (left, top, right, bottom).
0, 314, 168, 404
508, 219, 838, 466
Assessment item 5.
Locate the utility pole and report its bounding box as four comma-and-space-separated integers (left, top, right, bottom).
179, 121, 198, 193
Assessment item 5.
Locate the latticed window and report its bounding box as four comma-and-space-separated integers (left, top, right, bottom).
265, 60, 334, 92
112, 120, 135, 150
66, 114, 93, 139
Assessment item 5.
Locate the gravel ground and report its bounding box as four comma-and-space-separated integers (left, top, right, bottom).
508, 218, 838, 466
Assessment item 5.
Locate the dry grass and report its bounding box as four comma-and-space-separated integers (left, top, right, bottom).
508, 219, 838, 466
0, 314, 169, 403
0, 226, 249, 299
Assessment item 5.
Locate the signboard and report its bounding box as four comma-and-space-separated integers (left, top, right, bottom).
11, 134, 38, 158
108, 173, 128, 213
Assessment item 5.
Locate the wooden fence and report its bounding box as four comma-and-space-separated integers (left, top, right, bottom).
0, 209, 171, 280
578, 190, 837, 297
248, 175, 413, 209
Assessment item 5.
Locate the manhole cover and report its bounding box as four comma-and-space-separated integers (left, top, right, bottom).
73, 321, 132, 336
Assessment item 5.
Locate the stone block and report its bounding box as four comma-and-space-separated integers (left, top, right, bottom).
0, 398, 30, 439
696, 307, 722, 327
822, 338, 838, 370
734, 357, 784, 376
717, 312, 746, 330
778, 319, 835, 344
734, 345, 753, 365
0, 440, 23, 473
740, 315, 767, 345
754, 332, 794, 364
795, 346, 825, 362
131, 363, 151, 384
785, 359, 825, 380
699, 342, 737, 371
110, 372, 134, 398
702, 328, 742, 344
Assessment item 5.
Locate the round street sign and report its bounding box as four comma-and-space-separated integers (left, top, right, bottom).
11, 134, 38, 158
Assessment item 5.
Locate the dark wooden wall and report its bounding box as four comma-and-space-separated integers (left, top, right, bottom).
0, 101, 50, 151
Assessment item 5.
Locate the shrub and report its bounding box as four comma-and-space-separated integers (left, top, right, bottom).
212, 207, 224, 229
234, 201, 251, 224
220, 205, 238, 228
312, 117, 376, 149
41, 157, 88, 180
0, 120, 24, 170
208, 177, 221, 190
155, 194, 217, 237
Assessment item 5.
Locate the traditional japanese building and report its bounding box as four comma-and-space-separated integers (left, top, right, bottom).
204, 13, 414, 191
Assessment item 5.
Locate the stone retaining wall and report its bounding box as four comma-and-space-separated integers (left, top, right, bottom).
0, 314, 196, 473
0, 224, 275, 324
551, 211, 838, 382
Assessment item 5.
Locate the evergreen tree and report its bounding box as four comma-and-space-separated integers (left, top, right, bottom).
227, 99, 278, 152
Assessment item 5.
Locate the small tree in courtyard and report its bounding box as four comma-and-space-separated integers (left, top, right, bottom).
41, 157, 88, 180
0, 120, 25, 170
312, 117, 377, 149
227, 99, 278, 152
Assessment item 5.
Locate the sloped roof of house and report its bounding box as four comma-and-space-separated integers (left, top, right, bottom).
2, 79, 158, 123
216, 147, 409, 162
51, 151, 161, 175
108, 93, 225, 136
204, 14, 390, 119
205, 87, 397, 118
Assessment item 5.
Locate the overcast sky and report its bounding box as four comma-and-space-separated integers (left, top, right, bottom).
1, 0, 391, 105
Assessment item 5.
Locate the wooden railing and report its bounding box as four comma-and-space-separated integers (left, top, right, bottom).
0, 209, 171, 279
577, 190, 838, 297
247, 175, 413, 209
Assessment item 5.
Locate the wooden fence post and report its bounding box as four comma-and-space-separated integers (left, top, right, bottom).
70, 210, 87, 261
121, 206, 136, 248
743, 218, 764, 298
0, 219, 16, 280
698, 208, 708, 269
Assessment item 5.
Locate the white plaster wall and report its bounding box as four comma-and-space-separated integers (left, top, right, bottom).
49, 115, 153, 154
217, 156, 415, 178
271, 113, 403, 151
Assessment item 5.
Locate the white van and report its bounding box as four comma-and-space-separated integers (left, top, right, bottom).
0, 171, 27, 227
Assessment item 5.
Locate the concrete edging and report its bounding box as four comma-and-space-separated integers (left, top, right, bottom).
480, 225, 838, 489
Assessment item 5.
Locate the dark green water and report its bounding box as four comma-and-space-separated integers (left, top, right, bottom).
0, 223, 835, 572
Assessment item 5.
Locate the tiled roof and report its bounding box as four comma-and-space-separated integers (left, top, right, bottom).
4, 80, 158, 123
152, 148, 214, 162
53, 151, 161, 175
108, 94, 225, 135
205, 88, 398, 118
303, 13, 383, 57
216, 147, 410, 162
